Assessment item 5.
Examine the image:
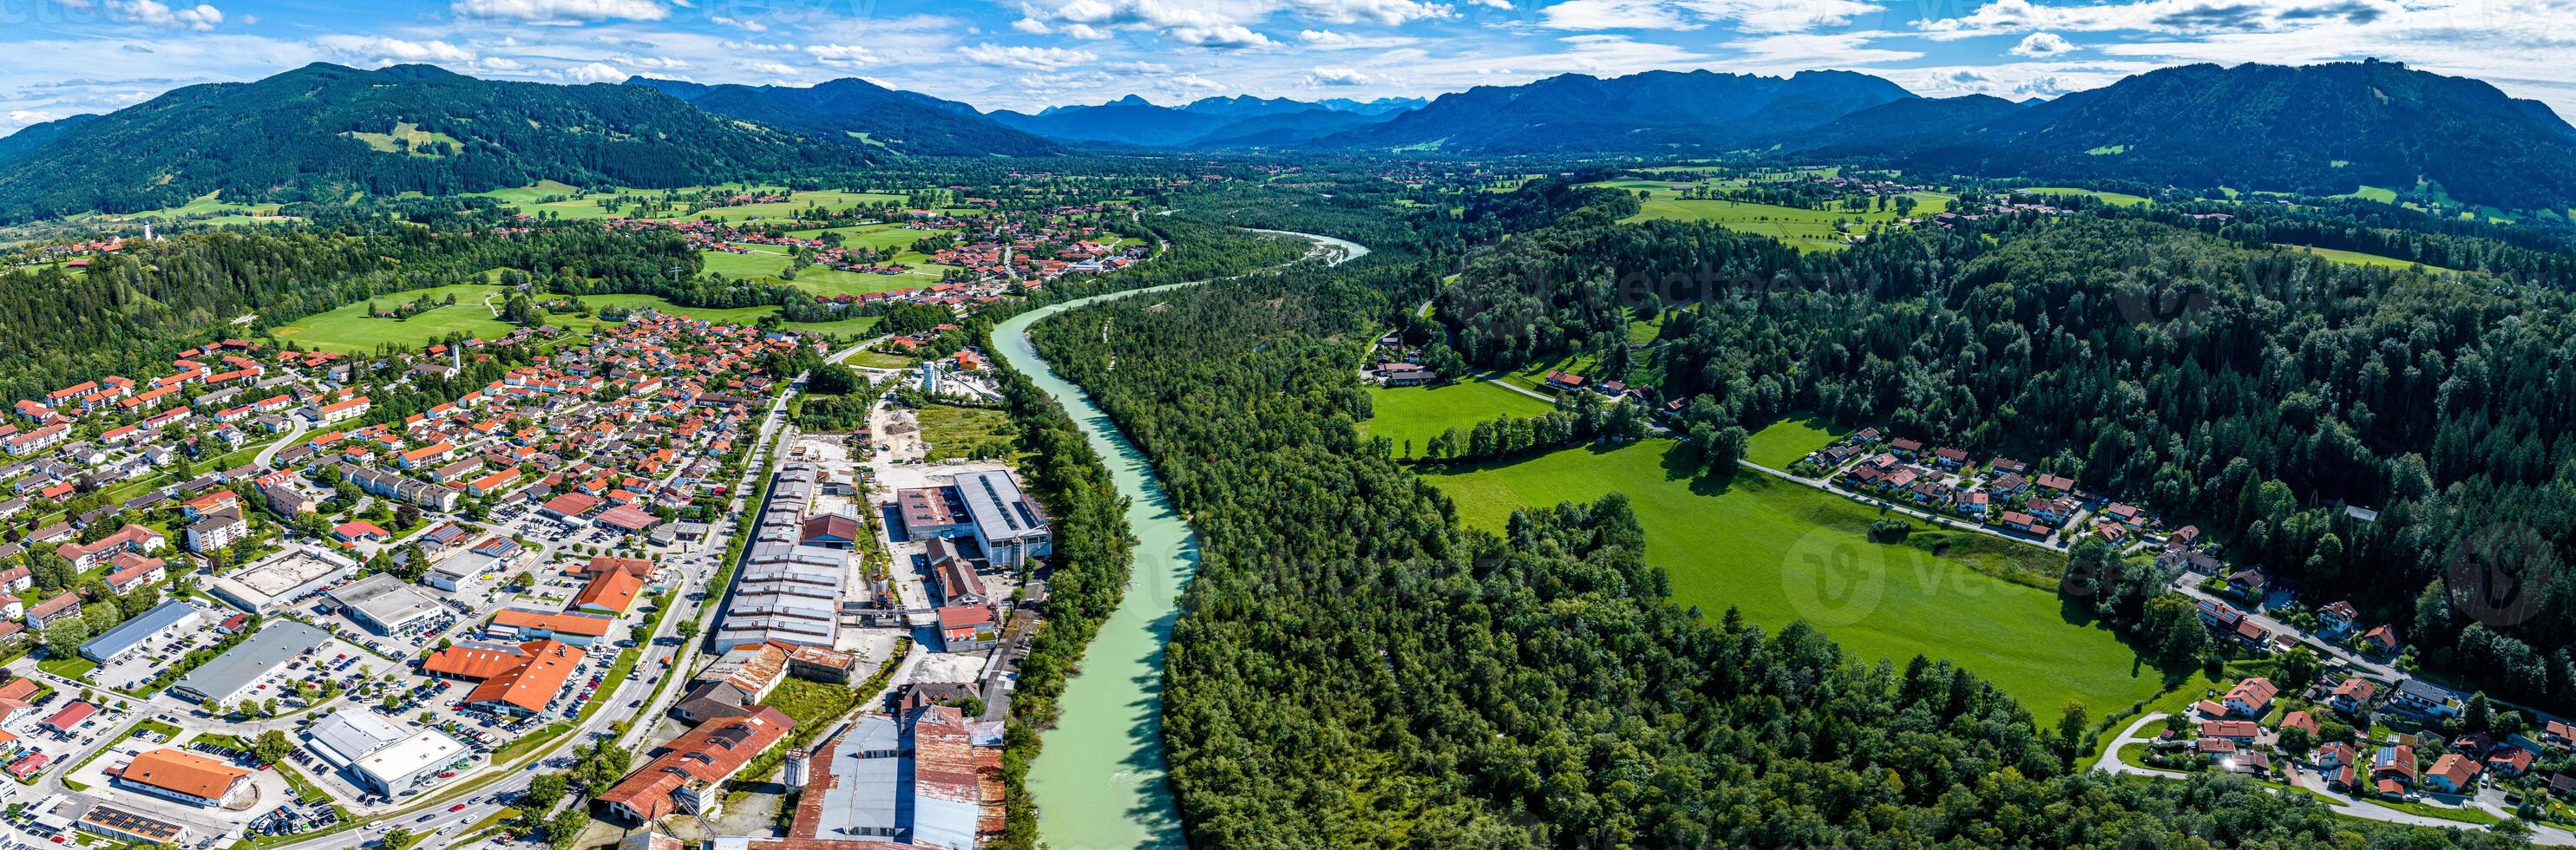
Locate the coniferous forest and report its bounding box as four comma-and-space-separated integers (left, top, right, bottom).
1019, 186, 2548, 847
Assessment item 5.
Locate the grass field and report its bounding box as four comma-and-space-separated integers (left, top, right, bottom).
2017, 187, 2152, 206
2274, 244, 2446, 270
699, 244, 952, 297
1421, 439, 2164, 721
915, 403, 1020, 462
1588, 180, 1956, 252
272, 283, 513, 352
1744, 415, 1848, 468
1364, 380, 1557, 454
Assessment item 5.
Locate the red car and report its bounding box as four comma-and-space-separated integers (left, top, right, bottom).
449, 804, 467, 813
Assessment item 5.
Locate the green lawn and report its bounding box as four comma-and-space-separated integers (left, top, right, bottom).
2017, 187, 2153, 207
1744, 415, 1848, 468
1364, 381, 1557, 454
37, 655, 97, 679
272, 283, 514, 352
1419, 439, 2163, 722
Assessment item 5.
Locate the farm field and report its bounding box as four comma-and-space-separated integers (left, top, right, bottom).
1744, 415, 1849, 468
1421, 439, 2162, 722
272, 283, 514, 353
2016, 186, 2153, 206
1364, 380, 1557, 454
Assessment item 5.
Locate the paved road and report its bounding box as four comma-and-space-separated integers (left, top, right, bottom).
2166, 575, 2402, 681
252, 415, 311, 468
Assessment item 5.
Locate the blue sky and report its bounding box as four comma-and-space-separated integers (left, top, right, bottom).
3, 0, 2572, 136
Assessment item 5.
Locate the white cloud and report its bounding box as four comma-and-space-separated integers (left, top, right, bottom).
1716, 30, 1921, 69
1541, 0, 1881, 32
1308, 65, 1373, 85
708, 16, 766, 31
567, 61, 625, 82
449, 0, 667, 24
1541, 0, 1699, 29
315, 36, 476, 63
721, 40, 796, 53
1298, 29, 1419, 49
1170, 24, 1274, 48
749, 61, 798, 75
108, 0, 224, 30
2010, 32, 2078, 56
803, 43, 884, 68
956, 42, 1099, 70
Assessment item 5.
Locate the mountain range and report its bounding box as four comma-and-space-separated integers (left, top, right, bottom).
988, 94, 1425, 148
624, 76, 1060, 157
3, 59, 2574, 220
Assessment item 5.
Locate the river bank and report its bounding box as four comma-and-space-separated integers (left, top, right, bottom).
992, 230, 1364, 850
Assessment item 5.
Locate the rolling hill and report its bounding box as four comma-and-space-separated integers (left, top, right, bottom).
0, 62, 869, 223
626, 76, 1059, 157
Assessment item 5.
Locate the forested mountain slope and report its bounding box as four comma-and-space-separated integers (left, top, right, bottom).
1320, 69, 1914, 152
0, 62, 868, 222
1794, 61, 2576, 209
626, 76, 1059, 157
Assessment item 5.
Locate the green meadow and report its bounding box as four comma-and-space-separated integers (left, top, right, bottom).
1744, 415, 1848, 468
1585, 179, 1956, 252
1421, 439, 2165, 722
698, 242, 954, 298
2275, 244, 2448, 271
272, 283, 515, 352
1363, 380, 1557, 453
2016, 187, 2153, 207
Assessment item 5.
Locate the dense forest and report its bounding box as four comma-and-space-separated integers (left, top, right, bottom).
0, 218, 698, 402
1420, 182, 2576, 714
1012, 193, 2544, 846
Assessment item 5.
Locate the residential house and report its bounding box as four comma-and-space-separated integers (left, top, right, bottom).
2224, 677, 2278, 718
2423, 753, 2482, 794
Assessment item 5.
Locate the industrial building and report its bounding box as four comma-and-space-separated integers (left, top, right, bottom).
594, 706, 795, 823
114, 749, 254, 808
302, 707, 467, 794
716, 462, 849, 651
326, 573, 443, 634
75, 805, 190, 846
893, 469, 1052, 568
207, 546, 357, 612
722, 705, 1002, 850
168, 620, 329, 706
78, 600, 204, 664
